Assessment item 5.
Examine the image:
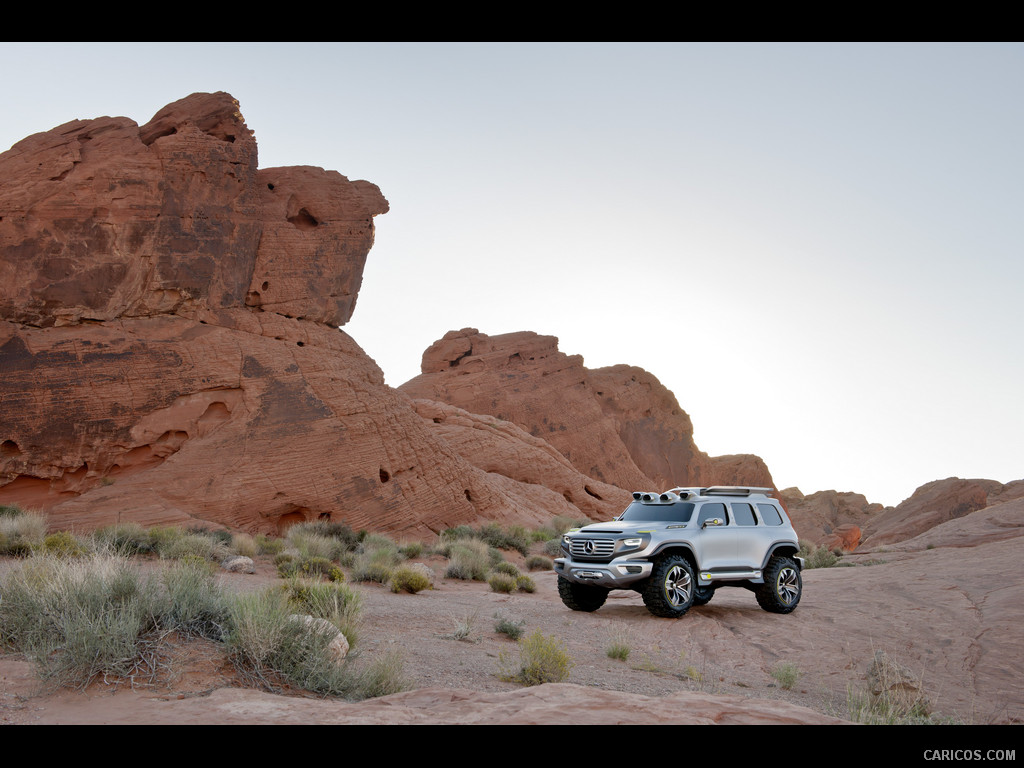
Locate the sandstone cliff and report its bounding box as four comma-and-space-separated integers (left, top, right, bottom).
399, 328, 777, 494
0, 93, 624, 534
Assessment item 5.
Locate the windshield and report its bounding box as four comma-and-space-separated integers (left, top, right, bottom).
617, 501, 694, 523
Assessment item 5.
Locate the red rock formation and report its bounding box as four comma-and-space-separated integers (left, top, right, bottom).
400, 328, 777, 494
778, 487, 885, 548
860, 477, 1024, 549
0, 94, 615, 535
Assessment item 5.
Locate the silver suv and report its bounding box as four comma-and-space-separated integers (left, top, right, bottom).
554, 486, 804, 618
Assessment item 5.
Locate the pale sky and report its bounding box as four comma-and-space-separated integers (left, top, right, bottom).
2, 42, 1021, 507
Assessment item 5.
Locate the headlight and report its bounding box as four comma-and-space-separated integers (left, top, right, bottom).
618, 535, 648, 553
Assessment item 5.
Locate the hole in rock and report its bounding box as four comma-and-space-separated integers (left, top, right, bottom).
379, 468, 390, 483
464, 489, 473, 502
1, 440, 20, 457
287, 208, 319, 230
584, 485, 603, 500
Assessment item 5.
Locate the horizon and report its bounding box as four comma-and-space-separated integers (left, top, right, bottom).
1, 42, 1021, 507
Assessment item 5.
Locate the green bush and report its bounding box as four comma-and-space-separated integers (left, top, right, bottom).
606, 641, 631, 661
526, 555, 553, 571
798, 539, 842, 569
350, 541, 402, 584
770, 661, 799, 690
499, 630, 572, 686
491, 561, 521, 577
0, 554, 165, 687
93, 522, 154, 556
389, 564, 433, 594
444, 540, 492, 581
494, 614, 525, 641
0, 510, 47, 556
157, 532, 231, 563
398, 540, 423, 559
488, 572, 518, 593
0, 503, 26, 518
515, 574, 536, 593
542, 538, 563, 557
256, 534, 286, 556
231, 532, 258, 558
39, 530, 89, 558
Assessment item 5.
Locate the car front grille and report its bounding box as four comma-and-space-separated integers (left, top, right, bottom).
568, 538, 616, 560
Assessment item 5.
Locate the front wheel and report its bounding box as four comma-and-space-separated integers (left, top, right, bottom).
642, 555, 695, 618
756, 556, 802, 613
557, 577, 609, 612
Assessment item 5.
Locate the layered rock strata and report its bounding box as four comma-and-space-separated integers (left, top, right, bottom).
0, 94, 618, 535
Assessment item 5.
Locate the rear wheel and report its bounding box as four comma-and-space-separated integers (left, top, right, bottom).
756, 556, 802, 613
693, 584, 715, 607
557, 577, 609, 612
642, 555, 695, 618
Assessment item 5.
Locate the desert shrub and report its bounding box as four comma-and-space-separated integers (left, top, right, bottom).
286, 529, 348, 563
0, 510, 47, 556
0, 554, 165, 687
499, 630, 572, 685
515, 574, 536, 593
289, 520, 363, 551
606, 640, 631, 661
0, 503, 26, 518
158, 558, 230, 639
530, 527, 556, 543
157, 532, 231, 563
444, 540, 492, 581
188, 526, 233, 546
771, 661, 799, 690
230, 532, 258, 558
278, 554, 345, 582
350, 540, 402, 584
550, 515, 589, 536
225, 588, 350, 694
525, 555, 553, 571
799, 539, 842, 569
389, 564, 433, 594
491, 560, 521, 577
398, 540, 423, 559
438, 523, 529, 556
494, 613, 525, 641
255, 534, 286, 556
278, 578, 362, 645
355, 648, 409, 698
146, 525, 186, 555
488, 572, 518, 593
93, 522, 154, 556
38, 530, 89, 558
225, 586, 398, 699
542, 538, 563, 557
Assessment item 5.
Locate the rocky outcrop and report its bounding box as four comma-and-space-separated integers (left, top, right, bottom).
778, 488, 886, 548
400, 328, 777, 494
860, 477, 1024, 549
0, 94, 616, 535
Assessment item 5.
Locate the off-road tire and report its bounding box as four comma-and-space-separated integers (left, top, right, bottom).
641, 554, 696, 618
756, 556, 802, 613
557, 577, 609, 612
693, 584, 715, 607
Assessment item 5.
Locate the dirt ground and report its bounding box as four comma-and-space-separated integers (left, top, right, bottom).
2, 537, 1021, 725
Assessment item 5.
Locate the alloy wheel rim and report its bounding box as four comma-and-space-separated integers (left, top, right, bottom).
665, 565, 692, 606
777, 567, 799, 604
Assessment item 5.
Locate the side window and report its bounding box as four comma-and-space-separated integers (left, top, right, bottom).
757, 503, 784, 526
731, 502, 756, 526
697, 502, 727, 527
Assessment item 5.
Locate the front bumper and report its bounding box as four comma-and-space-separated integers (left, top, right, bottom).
553, 556, 654, 589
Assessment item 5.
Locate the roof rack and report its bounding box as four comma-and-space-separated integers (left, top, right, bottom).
667, 486, 773, 498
